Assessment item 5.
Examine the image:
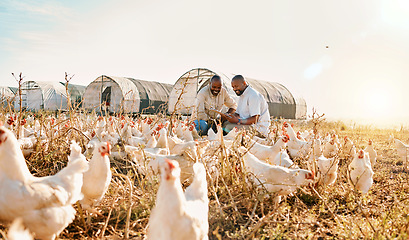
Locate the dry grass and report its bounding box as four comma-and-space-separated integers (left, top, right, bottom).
1, 109, 409, 239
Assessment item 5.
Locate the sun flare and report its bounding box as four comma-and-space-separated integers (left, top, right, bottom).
363, 88, 391, 119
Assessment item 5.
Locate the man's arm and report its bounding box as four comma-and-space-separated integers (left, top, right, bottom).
192, 93, 206, 121
224, 114, 259, 125
224, 89, 237, 112
227, 108, 235, 114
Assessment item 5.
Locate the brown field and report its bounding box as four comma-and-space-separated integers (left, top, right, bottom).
0, 110, 408, 240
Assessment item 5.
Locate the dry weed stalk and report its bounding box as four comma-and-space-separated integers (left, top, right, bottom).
12, 72, 24, 139
169, 72, 191, 135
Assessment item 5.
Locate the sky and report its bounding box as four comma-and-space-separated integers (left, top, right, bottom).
1, 0, 409, 127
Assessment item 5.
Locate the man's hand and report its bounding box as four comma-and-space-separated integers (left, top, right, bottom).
224, 113, 240, 124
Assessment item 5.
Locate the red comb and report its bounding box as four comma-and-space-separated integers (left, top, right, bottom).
165, 158, 176, 169
358, 149, 364, 155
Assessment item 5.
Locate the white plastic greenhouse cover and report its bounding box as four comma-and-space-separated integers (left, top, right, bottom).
108, 76, 140, 112
14, 81, 68, 110
0, 86, 15, 101
83, 76, 140, 113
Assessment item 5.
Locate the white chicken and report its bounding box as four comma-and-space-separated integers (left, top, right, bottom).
80, 141, 112, 210
130, 148, 196, 182
224, 127, 239, 140
252, 135, 270, 145
17, 135, 38, 158
339, 136, 356, 162
283, 122, 312, 159
296, 131, 305, 141
18, 119, 34, 139
322, 138, 339, 158
174, 122, 185, 139
95, 116, 106, 139
365, 139, 377, 167
191, 125, 201, 140
168, 134, 184, 150
394, 139, 408, 169
311, 138, 323, 158
182, 124, 195, 142
0, 127, 88, 240
170, 140, 209, 162
155, 127, 169, 150
4, 116, 15, 130
141, 117, 154, 136
248, 135, 289, 166
273, 149, 295, 168
145, 131, 158, 148
207, 124, 223, 142
124, 127, 146, 147
348, 150, 373, 194
316, 155, 339, 186
240, 147, 314, 203
147, 160, 209, 240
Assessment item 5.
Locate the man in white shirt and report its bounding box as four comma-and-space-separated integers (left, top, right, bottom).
191, 75, 237, 135
223, 75, 270, 137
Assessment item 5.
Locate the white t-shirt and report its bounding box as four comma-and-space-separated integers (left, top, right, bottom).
236, 86, 270, 136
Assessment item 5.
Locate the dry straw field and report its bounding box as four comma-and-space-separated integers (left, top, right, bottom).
0, 105, 408, 239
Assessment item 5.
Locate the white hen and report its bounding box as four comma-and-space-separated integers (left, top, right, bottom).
147, 160, 209, 240
394, 139, 409, 169
339, 136, 356, 162
365, 139, 377, 167
0, 128, 88, 240
182, 125, 195, 142
248, 135, 289, 166
348, 150, 373, 194
155, 127, 169, 150
224, 127, 239, 140
322, 138, 338, 158
283, 122, 312, 159
130, 148, 195, 182
240, 147, 314, 203
207, 124, 223, 142
317, 155, 339, 186
80, 142, 112, 210
273, 149, 295, 168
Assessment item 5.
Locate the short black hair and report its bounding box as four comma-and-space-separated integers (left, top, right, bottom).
232, 75, 245, 82
211, 75, 221, 82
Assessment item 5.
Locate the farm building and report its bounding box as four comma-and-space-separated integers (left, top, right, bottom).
14, 81, 68, 111
0, 86, 16, 108
8, 87, 18, 95
168, 68, 307, 119
83, 75, 173, 114
59, 82, 87, 108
